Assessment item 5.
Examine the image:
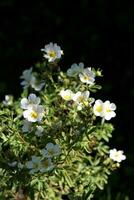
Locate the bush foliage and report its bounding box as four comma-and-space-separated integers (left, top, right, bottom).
0, 43, 125, 200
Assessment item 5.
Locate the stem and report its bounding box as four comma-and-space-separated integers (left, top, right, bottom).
101, 117, 105, 125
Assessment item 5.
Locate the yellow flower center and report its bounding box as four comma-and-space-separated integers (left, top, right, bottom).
64, 94, 72, 101
49, 51, 56, 58
31, 111, 38, 119
78, 96, 85, 103
114, 152, 121, 159
96, 105, 103, 112
83, 101, 88, 106
83, 74, 90, 81
106, 108, 111, 113
48, 149, 55, 156
33, 162, 39, 168
42, 160, 49, 168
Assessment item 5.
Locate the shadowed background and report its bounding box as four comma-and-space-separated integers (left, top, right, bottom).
0, 0, 134, 199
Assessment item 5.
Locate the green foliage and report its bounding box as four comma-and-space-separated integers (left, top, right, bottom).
0, 46, 122, 199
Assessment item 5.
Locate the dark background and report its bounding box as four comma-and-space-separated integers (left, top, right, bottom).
0, 0, 134, 199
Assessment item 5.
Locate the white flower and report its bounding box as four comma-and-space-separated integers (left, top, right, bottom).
103, 101, 116, 120
26, 156, 42, 174
20, 67, 33, 89
21, 93, 41, 109
8, 161, 24, 169
40, 158, 54, 172
109, 149, 126, 162
18, 162, 24, 169
41, 143, 61, 158
26, 156, 54, 174
93, 100, 116, 120
8, 161, 17, 167
21, 94, 44, 122
41, 42, 63, 62
30, 76, 45, 91
20, 67, 45, 91
22, 120, 32, 133
67, 63, 84, 77
35, 126, 44, 137
23, 105, 44, 122
73, 91, 90, 110
93, 100, 104, 117
79, 67, 95, 84
3, 95, 13, 106
60, 89, 74, 101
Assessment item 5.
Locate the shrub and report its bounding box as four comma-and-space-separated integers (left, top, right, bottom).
0, 42, 126, 200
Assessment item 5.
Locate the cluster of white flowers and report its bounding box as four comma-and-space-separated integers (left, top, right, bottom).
26, 143, 61, 174
60, 91, 116, 118
41, 42, 63, 62
60, 89, 93, 110
67, 63, 95, 85
61, 62, 116, 120
19, 48, 62, 175
60, 53, 125, 162
60, 63, 95, 109
21, 93, 44, 122
20, 67, 45, 91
